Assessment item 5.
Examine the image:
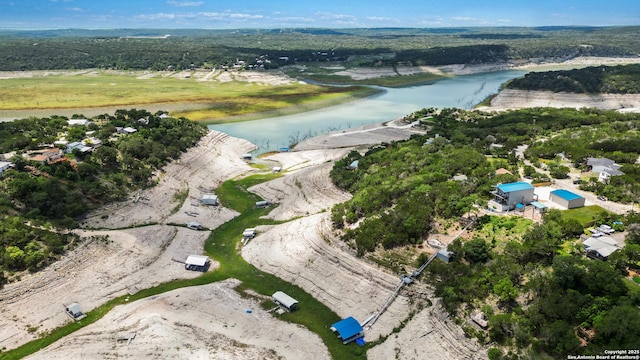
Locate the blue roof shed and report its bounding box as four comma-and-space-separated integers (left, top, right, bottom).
550, 189, 585, 209
550, 189, 583, 201
330, 317, 364, 344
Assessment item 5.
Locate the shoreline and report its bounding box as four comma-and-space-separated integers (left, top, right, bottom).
2, 56, 640, 123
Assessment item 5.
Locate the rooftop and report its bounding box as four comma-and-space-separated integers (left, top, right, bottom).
331, 317, 364, 342
496, 182, 534, 193
551, 189, 584, 201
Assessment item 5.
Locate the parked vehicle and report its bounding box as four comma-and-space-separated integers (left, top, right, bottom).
598, 224, 615, 234
589, 228, 604, 237
597, 196, 607, 201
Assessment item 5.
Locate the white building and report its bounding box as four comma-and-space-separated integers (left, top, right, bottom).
272, 291, 299, 312
587, 157, 624, 183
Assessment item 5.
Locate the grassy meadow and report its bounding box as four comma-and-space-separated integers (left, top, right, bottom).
0, 70, 374, 123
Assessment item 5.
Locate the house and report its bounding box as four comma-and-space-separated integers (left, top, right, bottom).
184, 255, 211, 271
121, 127, 137, 134
272, 166, 282, 173
550, 189, 585, 209
66, 142, 93, 154
64, 303, 87, 320
330, 317, 365, 345
29, 148, 64, 164
67, 119, 91, 126
272, 291, 298, 312
0, 161, 13, 176
82, 137, 103, 148
583, 236, 619, 260
586, 157, 624, 183
202, 194, 219, 206
348, 160, 359, 170
490, 182, 534, 211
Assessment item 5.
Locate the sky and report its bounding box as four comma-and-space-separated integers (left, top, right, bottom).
1, 0, 639, 30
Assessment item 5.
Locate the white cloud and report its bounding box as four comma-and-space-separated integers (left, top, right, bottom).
166, 1, 204, 7
67, 7, 83, 12
315, 12, 357, 22
136, 11, 263, 22
366, 16, 394, 22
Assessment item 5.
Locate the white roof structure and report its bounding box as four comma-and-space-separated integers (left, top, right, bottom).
583, 236, 620, 258
272, 291, 298, 310
67, 119, 91, 126
185, 255, 209, 267
202, 193, 218, 205
243, 228, 256, 237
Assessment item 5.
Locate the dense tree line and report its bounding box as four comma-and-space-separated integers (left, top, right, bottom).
426, 210, 640, 359
330, 107, 640, 357
507, 64, 640, 94
1, 26, 638, 71
0, 110, 207, 283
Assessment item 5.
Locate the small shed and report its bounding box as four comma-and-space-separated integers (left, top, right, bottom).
530, 201, 548, 213
272, 291, 299, 312
256, 200, 271, 208
202, 193, 219, 205
184, 255, 211, 271
65, 303, 87, 320
242, 228, 257, 239
550, 189, 585, 209
348, 160, 359, 170
331, 317, 364, 344
272, 166, 282, 173
436, 248, 453, 263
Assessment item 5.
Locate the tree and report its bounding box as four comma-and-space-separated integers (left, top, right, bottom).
591, 305, 640, 349
463, 238, 492, 264
539, 320, 580, 356
494, 278, 519, 304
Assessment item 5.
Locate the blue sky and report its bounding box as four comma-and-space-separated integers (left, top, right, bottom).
1, 0, 639, 30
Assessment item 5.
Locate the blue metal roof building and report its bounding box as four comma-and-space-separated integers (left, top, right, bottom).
550, 189, 585, 209
492, 182, 535, 211
496, 182, 534, 193
330, 317, 364, 345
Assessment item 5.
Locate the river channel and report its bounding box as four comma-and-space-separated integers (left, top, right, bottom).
209, 70, 526, 153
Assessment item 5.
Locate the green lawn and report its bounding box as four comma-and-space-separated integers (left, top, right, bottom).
561, 205, 610, 227
0, 173, 367, 360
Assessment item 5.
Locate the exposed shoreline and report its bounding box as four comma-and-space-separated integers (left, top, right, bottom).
3, 56, 640, 123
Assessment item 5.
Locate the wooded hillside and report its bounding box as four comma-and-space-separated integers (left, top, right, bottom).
0, 110, 206, 282
1, 26, 638, 71
507, 64, 640, 94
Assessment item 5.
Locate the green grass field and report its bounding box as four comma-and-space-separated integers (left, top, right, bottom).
561, 205, 610, 227
0, 70, 372, 123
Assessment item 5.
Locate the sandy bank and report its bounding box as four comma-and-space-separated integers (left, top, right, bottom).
26, 279, 329, 360
482, 89, 640, 112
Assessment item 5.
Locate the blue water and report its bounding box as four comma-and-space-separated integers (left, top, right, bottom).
209, 70, 526, 153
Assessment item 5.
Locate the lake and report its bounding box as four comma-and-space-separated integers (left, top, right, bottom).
209, 70, 526, 153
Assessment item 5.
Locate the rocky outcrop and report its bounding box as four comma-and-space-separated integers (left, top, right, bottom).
486, 89, 640, 111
